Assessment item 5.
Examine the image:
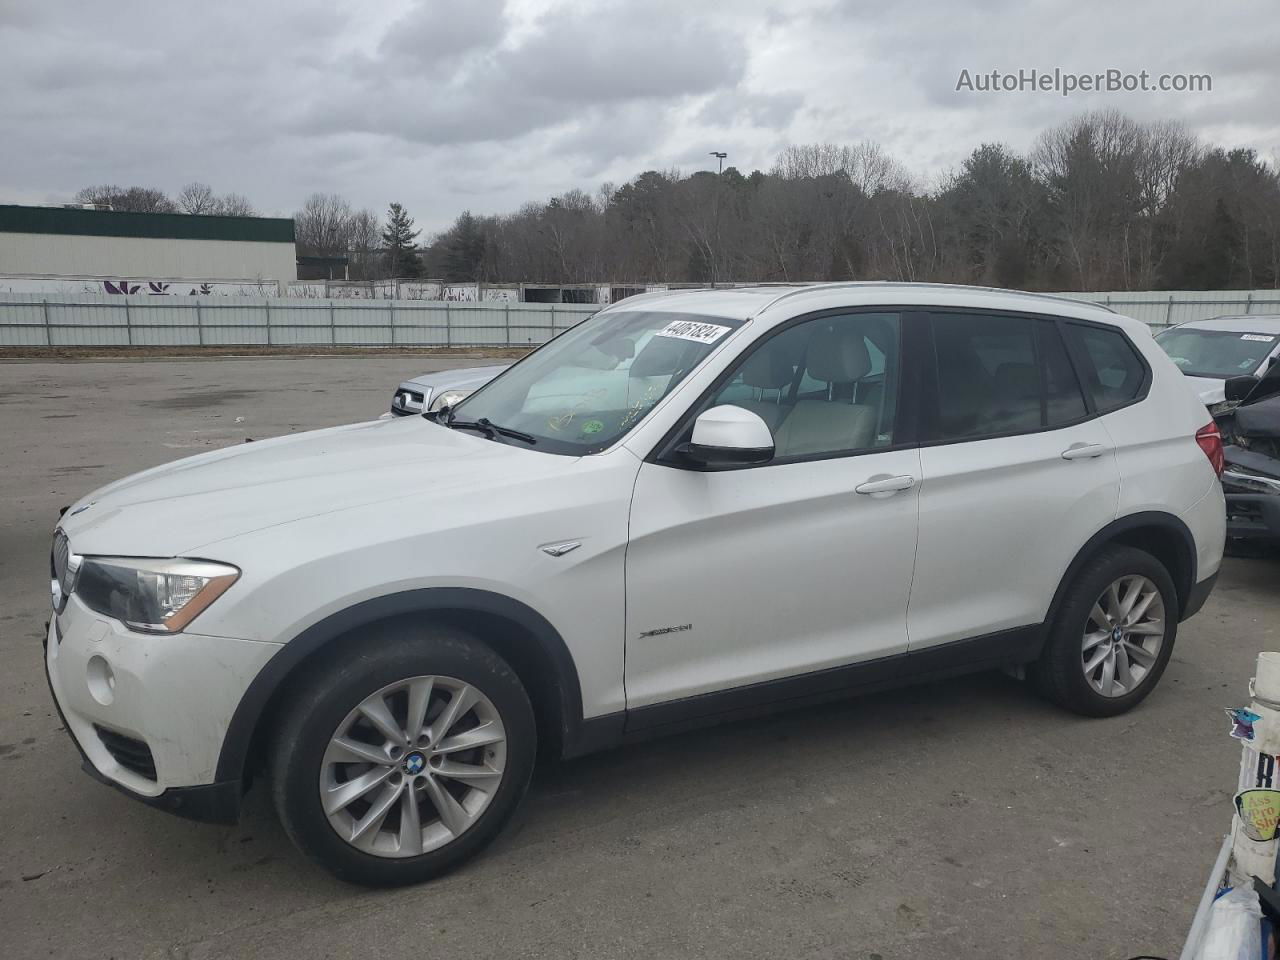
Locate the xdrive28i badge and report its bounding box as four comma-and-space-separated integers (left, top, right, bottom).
638, 623, 692, 639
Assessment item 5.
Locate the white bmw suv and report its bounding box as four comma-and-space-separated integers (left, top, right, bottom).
46, 283, 1225, 885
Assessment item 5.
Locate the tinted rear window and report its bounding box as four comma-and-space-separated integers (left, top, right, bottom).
1066, 323, 1148, 413
927, 313, 1088, 441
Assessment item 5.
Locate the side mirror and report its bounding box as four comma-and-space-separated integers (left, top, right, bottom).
1225, 375, 1260, 403
677, 405, 774, 467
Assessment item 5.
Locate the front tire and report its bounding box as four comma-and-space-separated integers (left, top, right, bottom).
269, 624, 536, 886
1032, 546, 1178, 717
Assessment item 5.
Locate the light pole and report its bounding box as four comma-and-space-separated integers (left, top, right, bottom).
707, 152, 728, 287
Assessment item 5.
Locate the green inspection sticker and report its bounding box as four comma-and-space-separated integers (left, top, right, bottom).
581, 419, 604, 435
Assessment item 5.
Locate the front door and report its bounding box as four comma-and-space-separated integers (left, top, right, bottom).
623, 310, 921, 717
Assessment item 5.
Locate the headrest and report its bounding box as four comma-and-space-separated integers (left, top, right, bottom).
805, 325, 871, 383
741, 348, 794, 390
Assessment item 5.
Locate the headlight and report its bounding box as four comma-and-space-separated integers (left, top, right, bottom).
1224, 467, 1280, 496
75, 557, 240, 634
428, 389, 473, 412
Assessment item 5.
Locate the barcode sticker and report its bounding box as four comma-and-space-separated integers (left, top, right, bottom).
656, 320, 732, 344
1241, 334, 1277, 342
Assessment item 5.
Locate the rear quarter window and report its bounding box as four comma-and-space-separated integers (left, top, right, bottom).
1065, 323, 1149, 413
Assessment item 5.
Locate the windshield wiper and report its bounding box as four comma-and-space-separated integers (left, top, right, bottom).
444, 415, 537, 445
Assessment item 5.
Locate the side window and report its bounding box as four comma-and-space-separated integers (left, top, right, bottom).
928, 313, 1089, 441
1039, 321, 1088, 426
704, 312, 902, 460
1067, 323, 1147, 413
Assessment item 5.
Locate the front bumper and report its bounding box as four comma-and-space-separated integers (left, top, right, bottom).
43, 645, 243, 823
1222, 450, 1280, 542
1224, 492, 1280, 541
44, 596, 281, 822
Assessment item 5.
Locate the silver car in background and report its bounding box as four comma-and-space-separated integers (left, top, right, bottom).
1155, 316, 1280, 406
385, 364, 510, 418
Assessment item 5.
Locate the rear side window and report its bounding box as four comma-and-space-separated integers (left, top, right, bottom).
927, 313, 1088, 442
1066, 323, 1148, 413
1040, 321, 1088, 426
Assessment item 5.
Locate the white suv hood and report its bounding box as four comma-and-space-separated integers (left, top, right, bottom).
58, 417, 567, 557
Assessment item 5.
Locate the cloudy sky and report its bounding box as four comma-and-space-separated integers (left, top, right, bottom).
2, 0, 1277, 232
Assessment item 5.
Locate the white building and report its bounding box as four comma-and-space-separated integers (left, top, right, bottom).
0, 204, 297, 296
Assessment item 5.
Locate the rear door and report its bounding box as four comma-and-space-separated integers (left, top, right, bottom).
907, 310, 1120, 650
1068, 319, 1218, 559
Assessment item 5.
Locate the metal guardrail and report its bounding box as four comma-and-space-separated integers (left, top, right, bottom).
4, 289, 1280, 348
1050, 291, 1280, 328
0, 295, 600, 348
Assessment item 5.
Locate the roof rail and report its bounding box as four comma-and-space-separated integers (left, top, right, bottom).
595, 286, 712, 313
748, 281, 1119, 317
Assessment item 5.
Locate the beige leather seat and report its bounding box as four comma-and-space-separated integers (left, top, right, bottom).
734, 348, 795, 432
774, 325, 877, 457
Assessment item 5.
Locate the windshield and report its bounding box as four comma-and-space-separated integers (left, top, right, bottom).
445, 310, 743, 454
1155, 327, 1278, 379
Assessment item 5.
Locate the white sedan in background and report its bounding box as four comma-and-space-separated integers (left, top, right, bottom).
1155, 316, 1280, 405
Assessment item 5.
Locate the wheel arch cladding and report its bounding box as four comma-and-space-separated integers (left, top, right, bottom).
216, 588, 585, 787
1049, 512, 1197, 624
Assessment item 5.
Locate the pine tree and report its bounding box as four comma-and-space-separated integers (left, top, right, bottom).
439, 211, 487, 281
381, 202, 422, 277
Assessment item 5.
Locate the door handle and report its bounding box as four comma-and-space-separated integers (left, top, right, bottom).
1061, 442, 1109, 461
854, 474, 917, 496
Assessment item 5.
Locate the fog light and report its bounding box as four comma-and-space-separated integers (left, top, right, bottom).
87, 655, 115, 706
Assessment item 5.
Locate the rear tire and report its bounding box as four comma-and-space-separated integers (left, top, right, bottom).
1032, 546, 1178, 717
269, 623, 536, 886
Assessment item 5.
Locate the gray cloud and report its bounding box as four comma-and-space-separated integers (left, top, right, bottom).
1, 0, 1279, 231
379, 0, 508, 70
292, 0, 747, 150
696, 90, 804, 130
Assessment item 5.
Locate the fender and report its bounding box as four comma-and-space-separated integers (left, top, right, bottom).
1045, 510, 1197, 626
213, 587, 587, 784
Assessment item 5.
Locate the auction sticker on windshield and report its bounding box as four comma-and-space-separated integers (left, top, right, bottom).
1241, 334, 1277, 342
657, 320, 732, 344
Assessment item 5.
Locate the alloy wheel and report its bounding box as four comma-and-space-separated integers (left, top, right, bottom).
319, 675, 507, 858
1081, 575, 1166, 698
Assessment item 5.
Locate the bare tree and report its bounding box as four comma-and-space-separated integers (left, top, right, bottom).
74, 185, 176, 213
215, 192, 256, 217
177, 182, 218, 214
772, 141, 909, 195
1033, 110, 1146, 288
772, 143, 848, 180
294, 193, 355, 257
348, 209, 382, 280
1130, 121, 1201, 287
